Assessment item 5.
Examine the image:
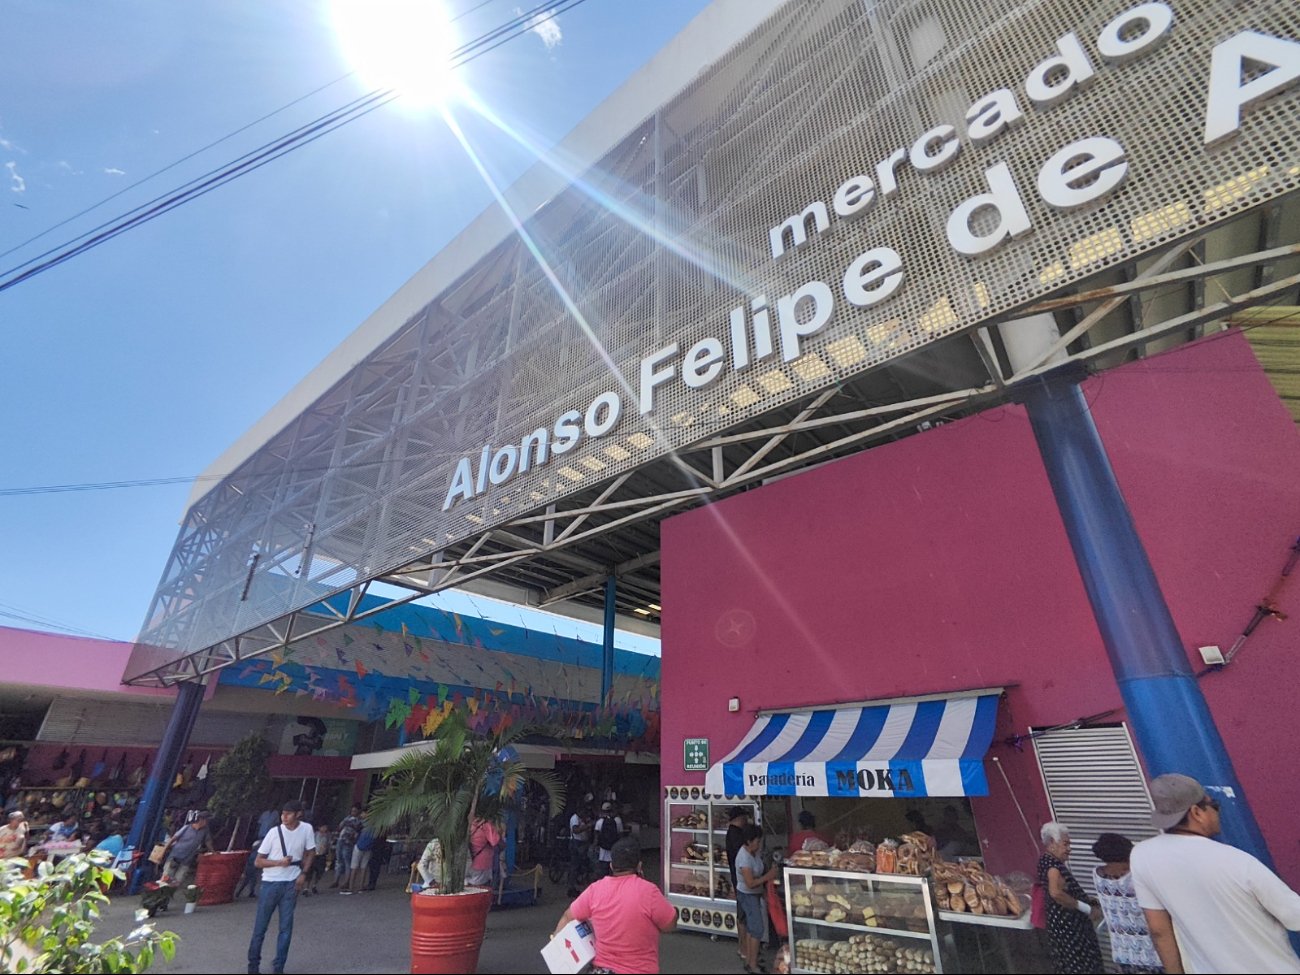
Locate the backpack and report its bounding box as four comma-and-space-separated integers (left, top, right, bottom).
597, 816, 620, 852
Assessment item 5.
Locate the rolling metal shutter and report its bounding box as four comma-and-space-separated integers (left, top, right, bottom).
1033, 723, 1157, 967
1033, 723, 1157, 894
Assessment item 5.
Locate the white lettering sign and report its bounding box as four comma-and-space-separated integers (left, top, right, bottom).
442, 4, 1298, 511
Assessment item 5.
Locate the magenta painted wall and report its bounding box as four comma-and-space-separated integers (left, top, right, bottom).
661, 331, 1300, 887
0, 626, 180, 698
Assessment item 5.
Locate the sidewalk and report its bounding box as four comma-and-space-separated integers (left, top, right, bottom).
99, 874, 744, 974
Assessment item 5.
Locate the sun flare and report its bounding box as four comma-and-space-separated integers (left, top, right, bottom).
330, 0, 461, 108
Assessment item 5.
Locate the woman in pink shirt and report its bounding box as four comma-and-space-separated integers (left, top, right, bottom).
552, 837, 677, 974
465, 817, 501, 887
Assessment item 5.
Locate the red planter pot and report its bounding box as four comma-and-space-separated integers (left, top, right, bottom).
195, 850, 248, 906
410, 886, 493, 974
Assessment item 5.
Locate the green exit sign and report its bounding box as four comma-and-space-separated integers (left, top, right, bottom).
683, 737, 709, 771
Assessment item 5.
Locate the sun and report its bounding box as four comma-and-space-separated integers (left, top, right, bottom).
330, 0, 461, 109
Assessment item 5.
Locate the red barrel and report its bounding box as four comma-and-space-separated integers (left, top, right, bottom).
410, 887, 493, 974
194, 850, 248, 905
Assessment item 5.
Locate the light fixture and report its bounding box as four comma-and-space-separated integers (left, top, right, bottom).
728, 697, 740, 712
1198, 645, 1225, 666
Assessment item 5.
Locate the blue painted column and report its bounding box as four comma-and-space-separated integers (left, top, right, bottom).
1014, 363, 1272, 864
125, 680, 205, 892
601, 573, 616, 706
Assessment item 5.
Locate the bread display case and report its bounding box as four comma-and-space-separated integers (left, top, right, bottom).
785, 868, 943, 973
662, 785, 757, 938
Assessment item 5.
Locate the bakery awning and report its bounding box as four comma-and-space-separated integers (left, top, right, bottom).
704, 689, 1002, 798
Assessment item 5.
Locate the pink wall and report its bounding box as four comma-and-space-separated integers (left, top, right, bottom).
661, 331, 1300, 886
0, 626, 196, 699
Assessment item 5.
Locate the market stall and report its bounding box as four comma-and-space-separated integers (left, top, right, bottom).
702, 690, 1037, 973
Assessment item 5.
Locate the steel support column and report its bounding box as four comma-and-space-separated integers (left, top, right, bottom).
125, 680, 205, 892
1015, 363, 1272, 865
601, 574, 616, 706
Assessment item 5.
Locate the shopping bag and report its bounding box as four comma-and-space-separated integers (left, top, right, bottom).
541, 919, 596, 975
148, 843, 168, 866
1030, 881, 1048, 929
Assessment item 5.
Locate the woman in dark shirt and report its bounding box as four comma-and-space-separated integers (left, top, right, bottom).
724, 807, 751, 962
1038, 821, 1103, 974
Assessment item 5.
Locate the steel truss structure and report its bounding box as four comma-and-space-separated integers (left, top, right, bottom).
126, 0, 1300, 685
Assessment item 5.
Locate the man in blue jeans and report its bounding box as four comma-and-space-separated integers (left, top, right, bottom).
331, 803, 364, 889
247, 799, 315, 975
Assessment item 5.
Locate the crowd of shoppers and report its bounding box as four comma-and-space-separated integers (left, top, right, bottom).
1037, 772, 1300, 975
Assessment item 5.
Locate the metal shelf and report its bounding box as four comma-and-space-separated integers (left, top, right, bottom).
937, 908, 1032, 930
792, 916, 933, 941
668, 826, 731, 834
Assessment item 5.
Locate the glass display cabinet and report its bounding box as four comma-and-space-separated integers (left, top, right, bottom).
662, 784, 758, 938
784, 868, 943, 973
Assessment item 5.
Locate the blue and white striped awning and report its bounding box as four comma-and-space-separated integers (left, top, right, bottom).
704, 691, 1001, 798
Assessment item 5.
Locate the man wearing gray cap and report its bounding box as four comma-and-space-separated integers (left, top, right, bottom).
160, 809, 214, 887
1131, 773, 1300, 973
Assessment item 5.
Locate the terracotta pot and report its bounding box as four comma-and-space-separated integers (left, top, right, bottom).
194, 850, 247, 906
410, 886, 493, 974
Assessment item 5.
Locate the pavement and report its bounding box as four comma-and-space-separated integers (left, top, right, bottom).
96, 870, 745, 975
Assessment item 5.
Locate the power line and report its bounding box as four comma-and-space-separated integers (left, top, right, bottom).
2, 312, 1292, 498
0, 0, 511, 265
0, 600, 116, 640
0, 448, 460, 497
0, 71, 360, 265
0, 0, 592, 295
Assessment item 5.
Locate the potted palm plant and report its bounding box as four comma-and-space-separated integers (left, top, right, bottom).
366, 709, 563, 975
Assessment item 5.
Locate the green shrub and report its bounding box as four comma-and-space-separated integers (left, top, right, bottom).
0, 852, 178, 973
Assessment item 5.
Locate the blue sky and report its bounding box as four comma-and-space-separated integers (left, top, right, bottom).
0, 0, 712, 653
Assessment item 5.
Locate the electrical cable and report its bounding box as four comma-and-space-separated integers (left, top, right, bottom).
0, 0, 513, 265
0, 0, 593, 294
0, 71, 361, 264
0, 600, 115, 640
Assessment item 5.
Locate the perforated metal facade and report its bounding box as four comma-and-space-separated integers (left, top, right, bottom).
129, 0, 1300, 682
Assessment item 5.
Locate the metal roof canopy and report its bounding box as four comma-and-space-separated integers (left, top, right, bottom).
125, 0, 1300, 686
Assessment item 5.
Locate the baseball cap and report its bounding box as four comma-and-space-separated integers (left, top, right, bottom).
193, 809, 211, 820
281, 799, 306, 813
600, 801, 613, 812
1150, 773, 1206, 830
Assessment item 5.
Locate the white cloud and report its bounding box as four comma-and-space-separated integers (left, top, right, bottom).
104, 167, 126, 176
0, 137, 14, 151
514, 5, 562, 50
59, 160, 85, 175
6, 161, 25, 193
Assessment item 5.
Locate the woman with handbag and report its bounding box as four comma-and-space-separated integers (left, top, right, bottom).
1037, 822, 1103, 974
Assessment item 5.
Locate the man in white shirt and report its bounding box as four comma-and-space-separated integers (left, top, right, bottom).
566, 804, 593, 897
1131, 773, 1300, 974
246, 800, 315, 975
